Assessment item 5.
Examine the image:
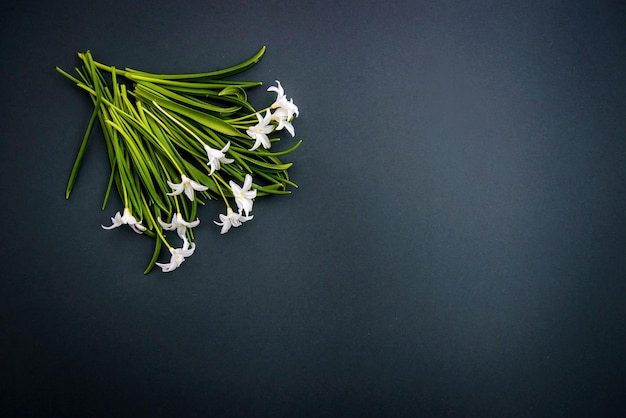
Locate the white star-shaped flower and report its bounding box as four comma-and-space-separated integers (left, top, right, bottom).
204, 142, 234, 175
167, 174, 208, 201
158, 213, 200, 241
214, 207, 253, 234
246, 110, 274, 151
268, 80, 299, 120
229, 174, 256, 216
101, 207, 146, 234
155, 240, 196, 273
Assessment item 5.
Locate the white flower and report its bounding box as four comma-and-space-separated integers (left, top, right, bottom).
214, 207, 253, 234
102, 207, 146, 234
246, 110, 274, 151
155, 241, 196, 273
268, 80, 299, 120
268, 80, 288, 106
158, 213, 200, 241
204, 142, 234, 175
229, 174, 256, 216
167, 174, 209, 201
270, 107, 296, 137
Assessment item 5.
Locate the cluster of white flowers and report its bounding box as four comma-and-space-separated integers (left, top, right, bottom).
247, 81, 299, 151
101, 80, 299, 273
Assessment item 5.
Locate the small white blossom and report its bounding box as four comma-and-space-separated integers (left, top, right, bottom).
155, 241, 196, 273
167, 174, 209, 201
268, 80, 299, 120
229, 174, 256, 216
246, 110, 274, 151
270, 107, 296, 137
102, 207, 146, 234
158, 213, 200, 241
204, 142, 234, 175
214, 207, 253, 234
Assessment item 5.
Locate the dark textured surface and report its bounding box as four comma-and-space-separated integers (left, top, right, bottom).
1, 0, 625, 416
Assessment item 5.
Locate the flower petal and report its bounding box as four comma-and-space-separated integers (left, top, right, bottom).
190, 179, 209, 191
183, 184, 194, 201
243, 174, 252, 191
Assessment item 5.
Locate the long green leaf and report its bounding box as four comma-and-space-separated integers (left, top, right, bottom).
123, 46, 266, 81
134, 86, 245, 138
65, 92, 102, 199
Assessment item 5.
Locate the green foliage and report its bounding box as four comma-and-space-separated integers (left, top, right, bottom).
57, 47, 300, 273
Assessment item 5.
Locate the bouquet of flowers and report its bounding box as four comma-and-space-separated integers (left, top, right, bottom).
57, 47, 300, 273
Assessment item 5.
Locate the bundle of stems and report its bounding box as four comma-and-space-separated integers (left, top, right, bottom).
56, 47, 301, 273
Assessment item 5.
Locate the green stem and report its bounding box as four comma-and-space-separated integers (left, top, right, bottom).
141, 194, 170, 249
213, 174, 231, 208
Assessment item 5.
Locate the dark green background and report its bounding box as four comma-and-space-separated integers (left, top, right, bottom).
2, 0, 625, 416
